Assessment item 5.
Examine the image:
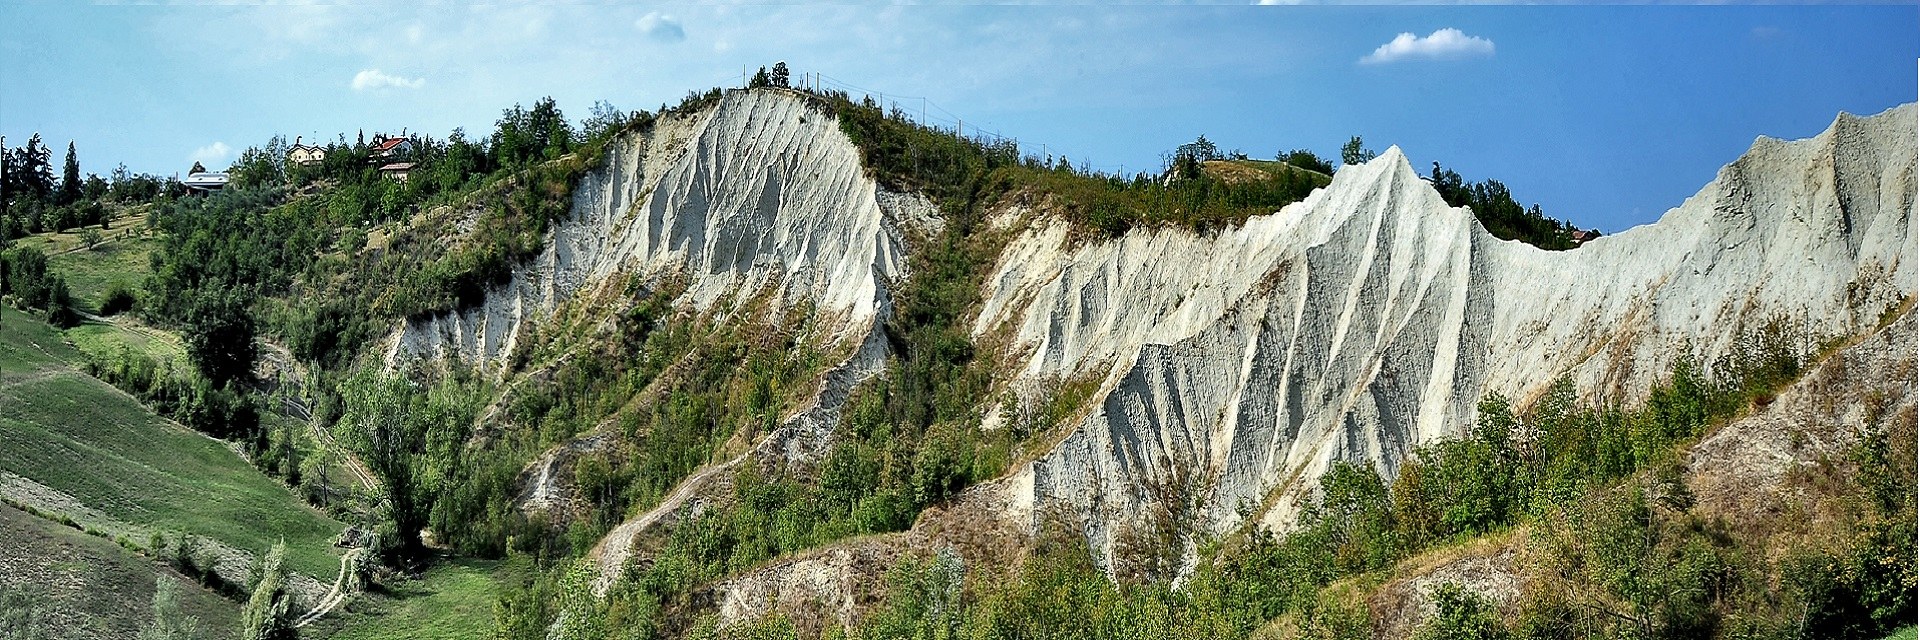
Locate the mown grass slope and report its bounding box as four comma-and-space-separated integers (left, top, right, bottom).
0, 304, 344, 578
0, 503, 240, 639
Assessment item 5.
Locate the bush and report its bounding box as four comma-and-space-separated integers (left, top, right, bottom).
99, 281, 138, 316
1416, 583, 1511, 640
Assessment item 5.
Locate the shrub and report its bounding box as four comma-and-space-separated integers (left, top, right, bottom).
99, 281, 137, 316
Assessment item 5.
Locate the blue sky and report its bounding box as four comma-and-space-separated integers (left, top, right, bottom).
1, 4, 1912, 233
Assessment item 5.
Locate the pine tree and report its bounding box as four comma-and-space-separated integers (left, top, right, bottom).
57, 142, 80, 206
18, 134, 54, 201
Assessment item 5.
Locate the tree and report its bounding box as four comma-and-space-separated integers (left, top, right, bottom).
491, 97, 572, 167
580, 100, 632, 144
7, 134, 55, 203
183, 289, 257, 387
238, 541, 296, 640
138, 577, 205, 640
230, 136, 288, 188
0, 135, 9, 225
749, 66, 771, 88
189, 161, 207, 175
1279, 148, 1334, 175
57, 141, 81, 206
1341, 136, 1376, 166
771, 61, 791, 88
1175, 135, 1222, 164
1415, 583, 1511, 640
83, 173, 108, 201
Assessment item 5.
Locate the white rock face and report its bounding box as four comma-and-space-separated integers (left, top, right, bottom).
971, 104, 1916, 566
387, 89, 934, 368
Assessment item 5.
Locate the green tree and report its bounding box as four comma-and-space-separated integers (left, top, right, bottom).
1341, 136, 1376, 166
139, 577, 206, 640
238, 541, 296, 640
1415, 583, 1511, 640
183, 289, 257, 387
58, 141, 81, 206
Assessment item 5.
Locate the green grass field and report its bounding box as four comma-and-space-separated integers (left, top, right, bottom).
0, 304, 344, 579
321, 559, 504, 640
0, 503, 240, 639
47, 234, 156, 314
65, 317, 188, 370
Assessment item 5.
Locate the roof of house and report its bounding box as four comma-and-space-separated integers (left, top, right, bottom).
378, 162, 416, 172
372, 137, 411, 152
183, 172, 230, 189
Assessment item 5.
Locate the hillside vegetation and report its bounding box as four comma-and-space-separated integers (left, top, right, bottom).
0, 305, 345, 579
0, 83, 1905, 640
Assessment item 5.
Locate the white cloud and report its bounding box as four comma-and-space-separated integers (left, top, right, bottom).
351, 68, 426, 91
188, 141, 232, 167
1359, 28, 1495, 65
636, 12, 685, 42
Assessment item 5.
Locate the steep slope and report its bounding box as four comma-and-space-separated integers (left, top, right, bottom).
387, 88, 937, 371
966, 104, 1914, 568
701, 104, 1915, 629
375, 89, 945, 593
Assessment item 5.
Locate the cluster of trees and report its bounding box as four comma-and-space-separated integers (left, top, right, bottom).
830, 90, 1331, 236
0, 246, 77, 327
643, 317, 1907, 640
747, 62, 792, 89
1, 134, 171, 242
1427, 161, 1586, 250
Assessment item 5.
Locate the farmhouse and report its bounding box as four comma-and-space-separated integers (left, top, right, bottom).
369, 134, 414, 162
287, 135, 325, 166
378, 162, 416, 182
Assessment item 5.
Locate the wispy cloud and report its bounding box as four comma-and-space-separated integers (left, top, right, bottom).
351, 68, 425, 91
1359, 28, 1494, 64
188, 141, 232, 167
636, 11, 685, 42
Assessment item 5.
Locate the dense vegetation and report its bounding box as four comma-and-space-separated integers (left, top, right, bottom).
829, 92, 1331, 236
1428, 161, 1590, 250
4, 81, 1898, 640
0, 245, 78, 327
680, 317, 1911, 640
1, 134, 168, 243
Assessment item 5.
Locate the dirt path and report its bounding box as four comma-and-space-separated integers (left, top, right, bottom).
589, 451, 751, 595
257, 339, 377, 626
257, 341, 380, 493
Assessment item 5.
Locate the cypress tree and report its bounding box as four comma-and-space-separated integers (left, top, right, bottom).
57, 142, 80, 206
